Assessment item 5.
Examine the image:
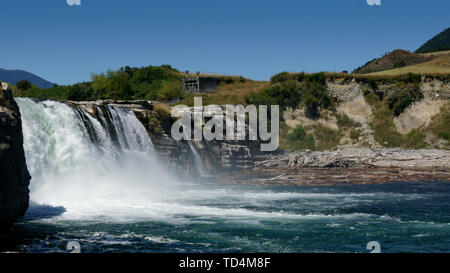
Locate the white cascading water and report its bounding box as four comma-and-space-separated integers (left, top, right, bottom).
13, 98, 344, 225
15, 98, 176, 214
187, 141, 209, 177
9, 98, 435, 254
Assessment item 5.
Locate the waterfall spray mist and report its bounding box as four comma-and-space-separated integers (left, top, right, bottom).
15, 98, 177, 209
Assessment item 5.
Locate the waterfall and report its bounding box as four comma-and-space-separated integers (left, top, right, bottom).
105, 105, 154, 151
15, 98, 174, 207
187, 141, 209, 177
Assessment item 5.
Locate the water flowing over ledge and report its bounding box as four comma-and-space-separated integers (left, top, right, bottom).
0, 97, 449, 253
15, 98, 175, 206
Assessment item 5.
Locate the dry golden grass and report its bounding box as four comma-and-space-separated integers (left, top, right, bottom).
153, 102, 172, 115
419, 50, 450, 58
368, 54, 450, 76
176, 72, 251, 82
175, 80, 269, 106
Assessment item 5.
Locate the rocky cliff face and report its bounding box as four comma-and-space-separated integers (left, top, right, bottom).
73, 100, 262, 177
0, 88, 30, 231
282, 75, 450, 149
326, 75, 450, 102
72, 76, 450, 176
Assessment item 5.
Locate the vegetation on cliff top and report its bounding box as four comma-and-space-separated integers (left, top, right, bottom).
10, 63, 449, 151
246, 72, 334, 117
14, 65, 184, 102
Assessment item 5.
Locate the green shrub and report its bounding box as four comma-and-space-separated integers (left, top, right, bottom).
270, 71, 291, 83
304, 133, 315, 149
157, 80, 185, 102
336, 113, 361, 128
301, 94, 320, 118
370, 103, 403, 147
393, 61, 407, 69
246, 80, 301, 110
402, 73, 421, 84
427, 102, 450, 143
403, 129, 427, 149
367, 78, 378, 90
350, 129, 361, 140
91, 70, 133, 99
295, 72, 305, 82
67, 83, 94, 101
247, 72, 333, 118
387, 84, 423, 116
364, 91, 380, 106
312, 124, 341, 151
289, 125, 306, 140
304, 72, 326, 85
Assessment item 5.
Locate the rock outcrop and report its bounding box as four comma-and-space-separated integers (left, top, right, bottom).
0, 88, 30, 231
72, 97, 450, 177
326, 75, 450, 102
72, 100, 262, 176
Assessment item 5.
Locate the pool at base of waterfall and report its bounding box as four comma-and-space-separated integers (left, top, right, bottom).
3, 181, 450, 253
6, 98, 449, 253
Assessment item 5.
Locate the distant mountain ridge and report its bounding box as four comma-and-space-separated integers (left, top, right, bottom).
416, 27, 450, 53
0, 68, 54, 89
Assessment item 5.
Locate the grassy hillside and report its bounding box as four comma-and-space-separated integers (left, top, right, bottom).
176, 79, 268, 106
368, 53, 450, 75
352, 49, 438, 74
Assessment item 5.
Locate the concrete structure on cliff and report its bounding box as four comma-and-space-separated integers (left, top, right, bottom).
182, 71, 219, 93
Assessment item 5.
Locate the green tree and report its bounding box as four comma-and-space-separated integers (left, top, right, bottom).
17, 80, 32, 90
158, 80, 184, 102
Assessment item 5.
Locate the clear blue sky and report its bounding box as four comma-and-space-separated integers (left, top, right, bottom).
1, 0, 449, 85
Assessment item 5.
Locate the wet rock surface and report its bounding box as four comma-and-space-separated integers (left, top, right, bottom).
72, 100, 260, 175
0, 89, 30, 231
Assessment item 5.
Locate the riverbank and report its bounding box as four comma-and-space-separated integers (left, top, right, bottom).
214, 148, 450, 186
217, 167, 450, 186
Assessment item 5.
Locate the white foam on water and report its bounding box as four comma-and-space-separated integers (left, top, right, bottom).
16, 98, 176, 210
15, 98, 429, 228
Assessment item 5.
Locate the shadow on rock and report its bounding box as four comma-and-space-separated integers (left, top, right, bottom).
23, 202, 66, 221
